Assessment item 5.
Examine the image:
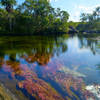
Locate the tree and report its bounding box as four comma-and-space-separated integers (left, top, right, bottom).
0, 0, 16, 13
0, 0, 70, 35
93, 7, 100, 21
0, 0, 16, 32
80, 13, 88, 22
80, 6, 100, 22
78, 6, 100, 31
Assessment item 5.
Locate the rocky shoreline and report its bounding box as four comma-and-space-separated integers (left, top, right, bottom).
0, 83, 18, 100
86, 84, 100, 100
90, 36, 100, 41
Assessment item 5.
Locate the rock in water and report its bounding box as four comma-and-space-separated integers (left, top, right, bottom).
58, 66, 86, 77
86, 85, 100, 100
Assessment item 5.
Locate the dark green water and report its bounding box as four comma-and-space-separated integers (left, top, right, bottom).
0, 35, 100, 100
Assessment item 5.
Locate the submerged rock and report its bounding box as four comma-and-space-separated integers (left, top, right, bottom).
58, 66, 86, 77
86, 85, 100, 100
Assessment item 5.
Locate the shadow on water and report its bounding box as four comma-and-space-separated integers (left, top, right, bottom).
16, 85, 36, 100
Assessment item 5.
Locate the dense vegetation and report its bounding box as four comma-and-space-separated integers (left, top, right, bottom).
77, 7, 100, 32
0, 0, 69, 35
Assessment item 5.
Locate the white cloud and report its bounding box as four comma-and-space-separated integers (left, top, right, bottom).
49, 0, 59, 2
77, 4, 100, 14
69, 4, 100, 22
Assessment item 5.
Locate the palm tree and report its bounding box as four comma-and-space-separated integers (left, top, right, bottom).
95, 7, 100, 21
0, 0, 16, 13
0, 0, 16, 31
80, 13, 88, 22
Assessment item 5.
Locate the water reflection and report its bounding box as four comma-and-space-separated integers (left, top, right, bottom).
0, 35, 100, 100
78, 36, 98, 55
0, 36, 68, 65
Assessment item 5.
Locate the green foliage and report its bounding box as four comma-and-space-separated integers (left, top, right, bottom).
78, 6, 100, 31
0, 0, 16, 12
68, 21, 79, 28
0, 0, 69, 35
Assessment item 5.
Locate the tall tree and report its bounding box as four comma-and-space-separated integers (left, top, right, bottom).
0, 0, 69, 35
0, 0, 16, 13
0, 0, 16, 32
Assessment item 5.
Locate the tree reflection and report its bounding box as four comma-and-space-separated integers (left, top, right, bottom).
0, 36, 68, 65
78, 36, 99, 55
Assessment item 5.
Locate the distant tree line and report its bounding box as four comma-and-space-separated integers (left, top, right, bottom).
77, 6, 100, 32
0, 0, 69, 35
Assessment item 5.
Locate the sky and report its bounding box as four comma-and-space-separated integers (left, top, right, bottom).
17, 0, 100, 22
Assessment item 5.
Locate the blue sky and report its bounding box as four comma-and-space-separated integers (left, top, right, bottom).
17, 0, 100, 22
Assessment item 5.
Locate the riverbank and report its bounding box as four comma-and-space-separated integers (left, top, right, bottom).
89, 36, 100, 41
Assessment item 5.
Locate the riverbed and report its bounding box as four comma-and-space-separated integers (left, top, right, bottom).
0, 35, 100, 100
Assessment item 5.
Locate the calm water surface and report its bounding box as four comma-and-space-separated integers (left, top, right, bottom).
0, 35, 100, 100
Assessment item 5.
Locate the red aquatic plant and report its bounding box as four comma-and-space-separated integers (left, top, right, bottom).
43, 71, 96, 100
17, 65, 64, 100
0, 58, 96, 100
1, 60, 64, 100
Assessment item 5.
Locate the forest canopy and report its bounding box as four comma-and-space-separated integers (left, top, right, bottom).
0, 0, 69, 35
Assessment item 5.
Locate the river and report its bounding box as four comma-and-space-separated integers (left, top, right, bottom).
0, 35, 100, 100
